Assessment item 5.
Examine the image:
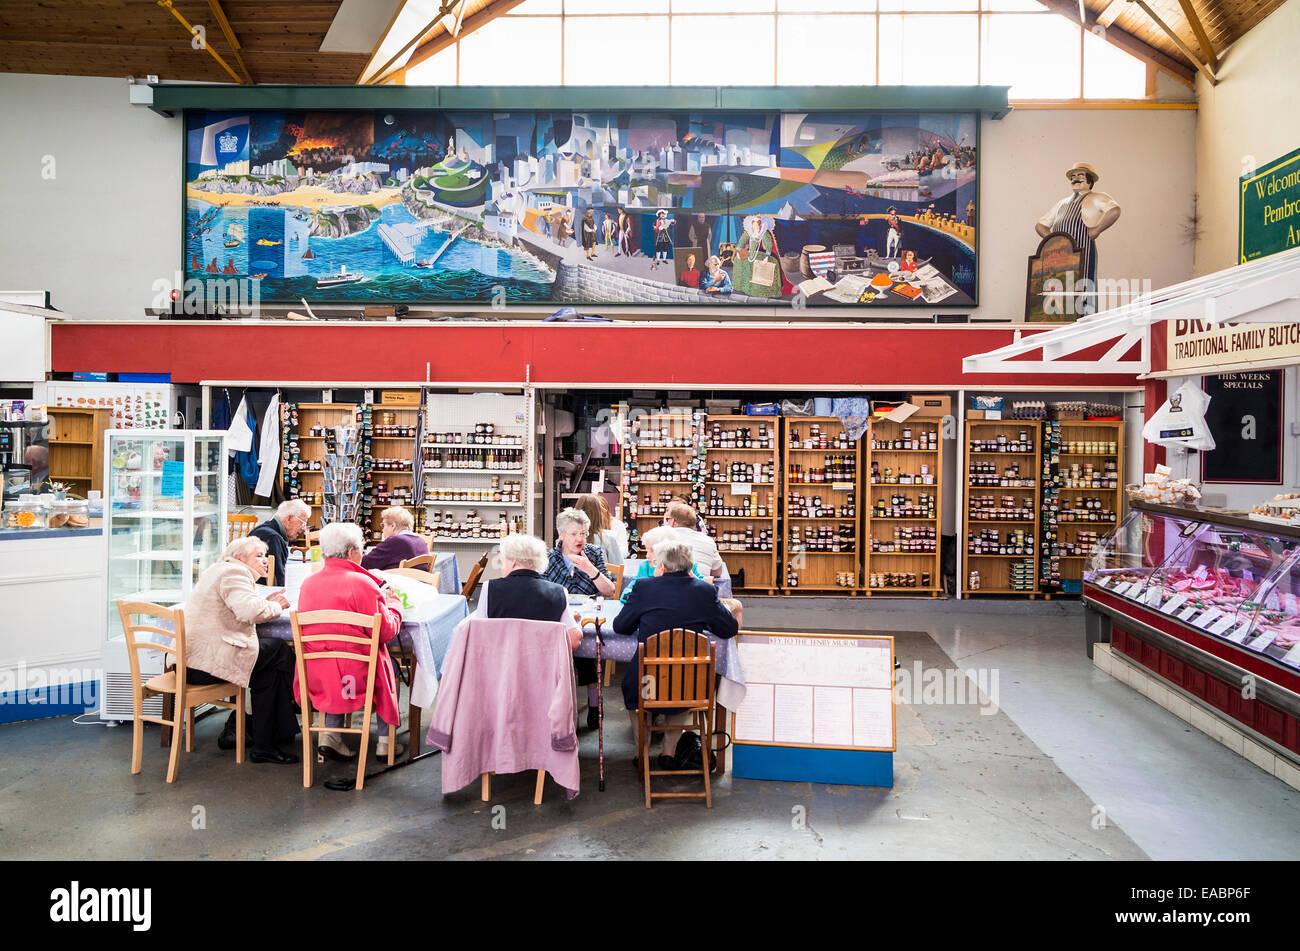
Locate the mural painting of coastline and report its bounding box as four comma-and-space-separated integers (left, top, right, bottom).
184, 110, 978, 307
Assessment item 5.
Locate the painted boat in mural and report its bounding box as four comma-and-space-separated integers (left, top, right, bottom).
301, 246, 316, 260
316, 264, 365, 288
256, 238, 282, 247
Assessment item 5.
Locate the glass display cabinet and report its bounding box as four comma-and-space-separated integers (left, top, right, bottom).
1084, 501, 1300, 754
99, 430, 226, 720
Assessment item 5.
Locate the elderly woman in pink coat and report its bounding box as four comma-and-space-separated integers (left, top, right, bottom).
295, 522, 405, 760
186, 535, 299, 764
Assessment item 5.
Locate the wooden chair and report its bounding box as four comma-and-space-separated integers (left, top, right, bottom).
603, 563, 627, 686
461, 552, 489, 601
290, 528, 321, 563
226, 512, 257, 544
116, 600, 246, 783
398, 553, 438, 572
481, 770, 549, 806
637, 629, 716, 808
290, 609, 394, 790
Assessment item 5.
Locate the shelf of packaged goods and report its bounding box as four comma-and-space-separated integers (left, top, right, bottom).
868, 515, 935, 521
373, 436, 418, 441
1059, 452, 1119, 458
967, 483, 1037, 489
706, 481, 774, 486
869, 587, 944, 595
425, 500, 523, 508
297, 436, 327, 440
429, 536, 514, 545
867, 448, 939, 454
1057, 485, 1121, 490
787, 516, 857, 521
631, 445, 696, 451
870, 550, 937, 556
967, 519, 1035, 524
718, 548, 773, 555
967, 552, 1037, 559
870, 482, 938, 489
969, 451, 1035, 456
701, 514, 772, 520
788, 550, 858, 555
425, 469, 525, 475
702, 446, 774, 452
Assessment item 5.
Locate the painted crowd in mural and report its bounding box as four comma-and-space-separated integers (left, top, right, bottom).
184, 110, 977, 307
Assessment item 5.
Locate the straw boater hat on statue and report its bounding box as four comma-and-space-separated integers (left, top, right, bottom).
1066, 162, 1099, 185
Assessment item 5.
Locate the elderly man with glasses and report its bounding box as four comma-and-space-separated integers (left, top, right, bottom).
249, 499, 312, 587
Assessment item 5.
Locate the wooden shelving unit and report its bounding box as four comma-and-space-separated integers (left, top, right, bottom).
281, 401, 359, 529
1053, 419, 1124, 590
46, 406, 109, 495
369, 404, 421, 543
865, 415, 943, 597
780, 416, 861, 594
702, 414, 778, 593
962, 419, 1042, 597
621, 413, 705, 558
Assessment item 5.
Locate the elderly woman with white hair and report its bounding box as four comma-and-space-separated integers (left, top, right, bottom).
472, 535, 582, 649
543, 508, 616, 728
249, 499, 312, 586
295, 522, 406, 760
619, 525, 706, 603
361, 505, 429, 572
185, 535, 300, 764
614, 537, 739, 769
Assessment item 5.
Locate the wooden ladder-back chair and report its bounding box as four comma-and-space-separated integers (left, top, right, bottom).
461, 552, 489, 601
290, 609, 394, 790
116, 600, 246, 783
226, 512, 257, 544
637, 628, 716, 808
398, 553, 438, 572
602, 563, 627, 686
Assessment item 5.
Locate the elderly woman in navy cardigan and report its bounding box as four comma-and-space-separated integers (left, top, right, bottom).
361, 506, 429, 572
614, 538, 738, 767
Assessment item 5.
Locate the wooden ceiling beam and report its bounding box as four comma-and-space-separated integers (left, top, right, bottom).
207, 0, 255, 84
1096, 0, 1128, 28
363, 0, 463, 85
156, 0, 244, 84
401, 0, 530, 80
1173, 0, 1217, 71
1131, 0, 1216, 84
1036, 0, 1195, 86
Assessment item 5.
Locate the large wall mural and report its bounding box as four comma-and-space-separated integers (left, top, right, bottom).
184, 109, 978, 307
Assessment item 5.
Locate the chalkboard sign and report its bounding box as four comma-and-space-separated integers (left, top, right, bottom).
1201, 371, 1283, 484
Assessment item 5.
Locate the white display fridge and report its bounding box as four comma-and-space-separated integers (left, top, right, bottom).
99, 430, 227, 721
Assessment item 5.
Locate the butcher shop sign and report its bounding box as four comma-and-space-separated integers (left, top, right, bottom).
1167, 318, 1300, 373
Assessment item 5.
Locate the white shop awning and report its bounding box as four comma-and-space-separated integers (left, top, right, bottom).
962, 246, 1300, 377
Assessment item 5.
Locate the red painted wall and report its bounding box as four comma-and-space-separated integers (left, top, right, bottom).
51, 323, 1142, 389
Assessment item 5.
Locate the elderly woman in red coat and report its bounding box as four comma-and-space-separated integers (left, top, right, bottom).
295, 521, 405, 760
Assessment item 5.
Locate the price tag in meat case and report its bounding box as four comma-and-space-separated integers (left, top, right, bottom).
1207, 614, 1238, 636
1159, 594, 1188, 616
1225, 622, 1254, 643
1248, 629, 1279, 652
1177, 603, 1202, 622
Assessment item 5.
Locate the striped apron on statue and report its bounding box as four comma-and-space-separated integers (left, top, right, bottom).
1049, 194, 1095, 317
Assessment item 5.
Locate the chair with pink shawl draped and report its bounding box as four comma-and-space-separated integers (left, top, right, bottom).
427, 617, 579, 804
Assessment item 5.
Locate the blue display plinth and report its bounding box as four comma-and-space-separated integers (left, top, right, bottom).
732, 744, 894, 787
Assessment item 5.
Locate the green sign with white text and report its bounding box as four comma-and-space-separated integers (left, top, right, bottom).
1241, 148, 1300, 263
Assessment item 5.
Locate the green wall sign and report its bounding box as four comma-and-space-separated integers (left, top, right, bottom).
1240, 147, 1300, 264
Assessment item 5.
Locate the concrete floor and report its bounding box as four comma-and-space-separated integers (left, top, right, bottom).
3, 598, 1298, 860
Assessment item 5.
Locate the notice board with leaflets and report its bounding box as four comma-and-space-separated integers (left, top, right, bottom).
731, 632, 895, 786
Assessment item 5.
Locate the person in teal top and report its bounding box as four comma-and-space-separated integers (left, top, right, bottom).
622, 525, 706, 602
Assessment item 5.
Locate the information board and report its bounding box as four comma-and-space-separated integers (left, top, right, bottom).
1201, 370, 1283, 484
732, 632, 895, 752
1241, 147, 1300, 264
